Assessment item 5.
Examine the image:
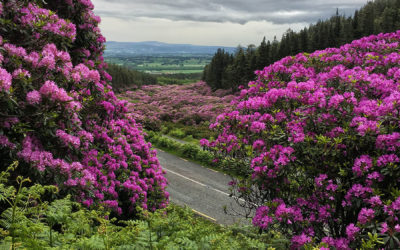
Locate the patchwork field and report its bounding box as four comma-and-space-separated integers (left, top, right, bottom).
105, 55, 211, 74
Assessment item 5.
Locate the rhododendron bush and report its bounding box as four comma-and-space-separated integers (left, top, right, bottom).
204, 31, 400, 248
0, 0, 168, 216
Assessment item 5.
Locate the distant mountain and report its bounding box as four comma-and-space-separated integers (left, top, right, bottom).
104, 41, 236, 56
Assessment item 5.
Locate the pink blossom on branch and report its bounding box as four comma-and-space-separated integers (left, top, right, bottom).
26, 90, 41, 105
0, 68, 12, 92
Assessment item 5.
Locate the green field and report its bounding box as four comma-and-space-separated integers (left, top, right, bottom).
105, 54, 211, 74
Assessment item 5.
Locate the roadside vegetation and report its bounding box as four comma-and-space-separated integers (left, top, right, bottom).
204, 31, 400, 248
145, 131, 252, 178
0, 162, 280, 249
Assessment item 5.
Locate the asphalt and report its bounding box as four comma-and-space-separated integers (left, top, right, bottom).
156, 149, 253, 225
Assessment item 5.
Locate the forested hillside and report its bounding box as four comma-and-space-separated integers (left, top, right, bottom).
203, 0, 400, 91
107, 63, 204, 90
107, 63, 157, 91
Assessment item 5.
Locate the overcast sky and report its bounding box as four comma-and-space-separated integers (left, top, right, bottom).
92, 0, 370, 47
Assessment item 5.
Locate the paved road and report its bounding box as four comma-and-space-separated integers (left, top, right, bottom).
157, 149, 253, 225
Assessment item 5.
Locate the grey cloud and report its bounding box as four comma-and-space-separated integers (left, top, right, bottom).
92, 0, 369, 25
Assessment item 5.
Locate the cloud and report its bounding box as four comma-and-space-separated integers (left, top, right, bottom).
92, 0, 370, 25
97, 16, 308, 46
91, 0, 370, 46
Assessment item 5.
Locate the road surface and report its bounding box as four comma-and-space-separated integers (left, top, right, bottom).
157, 149, 253, 225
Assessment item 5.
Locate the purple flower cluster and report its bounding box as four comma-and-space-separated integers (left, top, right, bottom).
26, 90, 41, 105
0, 0, 168, 216
56, 130, 81, 149
0, 135, 15, 149
20, 3, 76, 41
40, 80, 73, 102
0, 67, 12, 92
205, 31, 400, 248
346, 224, 360, 241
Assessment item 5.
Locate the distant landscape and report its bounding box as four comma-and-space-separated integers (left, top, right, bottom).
104, 41, 236, 74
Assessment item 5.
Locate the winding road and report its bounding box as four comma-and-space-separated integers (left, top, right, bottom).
157, 149, 253, 225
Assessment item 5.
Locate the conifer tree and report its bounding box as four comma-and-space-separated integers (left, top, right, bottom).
203, 0, 400, 91
256, 37, 271, 70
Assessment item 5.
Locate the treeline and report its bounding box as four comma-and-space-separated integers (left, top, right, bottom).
106, 63, 157, 92
203, 0, 400, 91
157, 73, 203, 85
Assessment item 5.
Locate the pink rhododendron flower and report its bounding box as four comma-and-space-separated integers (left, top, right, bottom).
26, 90, 41, 105
346, 224, 360, 241
352, 155, 373, 177
40, 80, 72, 102
0, 68, 12, 92
358, 208, 375, 224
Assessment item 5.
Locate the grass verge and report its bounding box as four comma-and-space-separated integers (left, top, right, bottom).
145, 130, 243, 178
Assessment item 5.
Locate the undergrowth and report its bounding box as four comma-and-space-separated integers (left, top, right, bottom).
0, 162, 288, 249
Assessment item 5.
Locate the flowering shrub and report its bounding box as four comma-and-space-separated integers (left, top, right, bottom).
119, 82, 235, 131
0, 0, 168, 216
20, 3, 77, 41
204, 31, 400, 248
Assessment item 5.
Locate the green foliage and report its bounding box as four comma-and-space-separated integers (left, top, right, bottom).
0, 162, 57, 250
361, 233, 384, 249
157, 73, 202, 86
202, 48, 234, 90
162, 122, 217, 140
107, 63, 157, 92
0, 162, 273, 249
169, 128, 186, 139
217, 157, 252, 177
146, 131, 213, 165
146, 131, 243, 179
179, 144, 199, 159
195, 150, 214, 164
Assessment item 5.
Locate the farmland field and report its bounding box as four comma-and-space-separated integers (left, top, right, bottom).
105, 54, 212, 74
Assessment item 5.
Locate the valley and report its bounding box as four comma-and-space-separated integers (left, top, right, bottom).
104, 41, 236, 74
